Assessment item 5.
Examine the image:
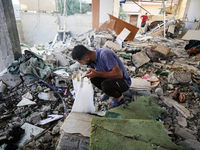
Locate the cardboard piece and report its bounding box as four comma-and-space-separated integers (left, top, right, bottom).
108, 14, 139, 41
182, 30, 200, 41
116, 28, 131, 48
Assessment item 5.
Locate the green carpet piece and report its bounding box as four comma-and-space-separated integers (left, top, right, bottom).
90, 117, 185, 150
105, 96, 166, 120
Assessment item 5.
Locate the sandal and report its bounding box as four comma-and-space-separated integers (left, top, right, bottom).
108, 99, 125, 109
99, 93, 110, 101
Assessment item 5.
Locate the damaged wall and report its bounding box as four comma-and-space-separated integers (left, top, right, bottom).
185, 0, 200, 30
19, 13, 92, 46
0, 0, 21, 72
99, 0, 114, 25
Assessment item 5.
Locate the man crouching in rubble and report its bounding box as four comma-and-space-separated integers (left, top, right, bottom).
71, 45, 131, 109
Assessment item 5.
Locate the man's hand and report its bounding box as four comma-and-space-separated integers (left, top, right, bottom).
85, 65, 122, 79
85, 68, 98, 79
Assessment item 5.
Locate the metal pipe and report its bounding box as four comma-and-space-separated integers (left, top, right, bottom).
162, 0, 165, 38
132, 1, 151, 15
63, 0, 67, 43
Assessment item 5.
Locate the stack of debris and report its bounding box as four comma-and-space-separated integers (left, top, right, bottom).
0, 15, 200, 150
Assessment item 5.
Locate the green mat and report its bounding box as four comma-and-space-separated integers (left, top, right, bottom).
105, 96, 166, 120
90, 117, 184, 150
90, 96, 185, 150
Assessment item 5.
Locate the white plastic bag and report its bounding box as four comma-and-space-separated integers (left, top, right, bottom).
72, 76, 95, 113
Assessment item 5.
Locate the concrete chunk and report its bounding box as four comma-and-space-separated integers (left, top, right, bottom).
132, 52, 150, 67
176, 116, 187, 127
154, 44, 170, 56
17, 97, 36, 107
38, 92, 57, 101
179, 139, 200, 150
103, 41, 120, 51
18, 123, 44, 147
22, 92, 33, 100
162, 96, 193, 118
1, 72, 22, 89
175, 127, 196, 140
61, 112, 93, 137
174, 103, 194, 118
54, 52, 69, 66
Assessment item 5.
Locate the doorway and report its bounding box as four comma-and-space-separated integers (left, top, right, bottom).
130, 15, 138, 26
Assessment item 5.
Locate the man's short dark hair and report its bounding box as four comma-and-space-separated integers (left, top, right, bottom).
72, 45, 91, 60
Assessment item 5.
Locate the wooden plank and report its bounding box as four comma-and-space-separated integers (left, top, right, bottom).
92, 0, 100, 29
108, 14, 139, 41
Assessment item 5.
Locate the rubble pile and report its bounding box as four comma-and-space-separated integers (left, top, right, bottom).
0, 29, 200, 149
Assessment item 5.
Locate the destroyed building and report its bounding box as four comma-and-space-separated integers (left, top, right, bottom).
0, 0, 200, 150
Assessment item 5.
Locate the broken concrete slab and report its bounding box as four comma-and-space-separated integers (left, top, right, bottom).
0, 81, 7, 93
18, 123, 44, 147
182, 30, 200, 41
174, 103, 194, 119
54, 52, 69, 67
179, 139, 200, 150
132, 52, 150, 67
22, 92, 33, 100
161, 96, 193, 118
17, 97, 36, 107
161, 96, 178, 107
168, 71, 192, 84
1, 72, 22, 89
61, 112, 93, 137
130, 78, 151, 90
154, 44, 171, 57
175, 127, 197, 140
53, 69, 70, 78
38, 92, 57, 101
103, 41, 120, 51
56, 132, 89, 150
176, 116, 187, 127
